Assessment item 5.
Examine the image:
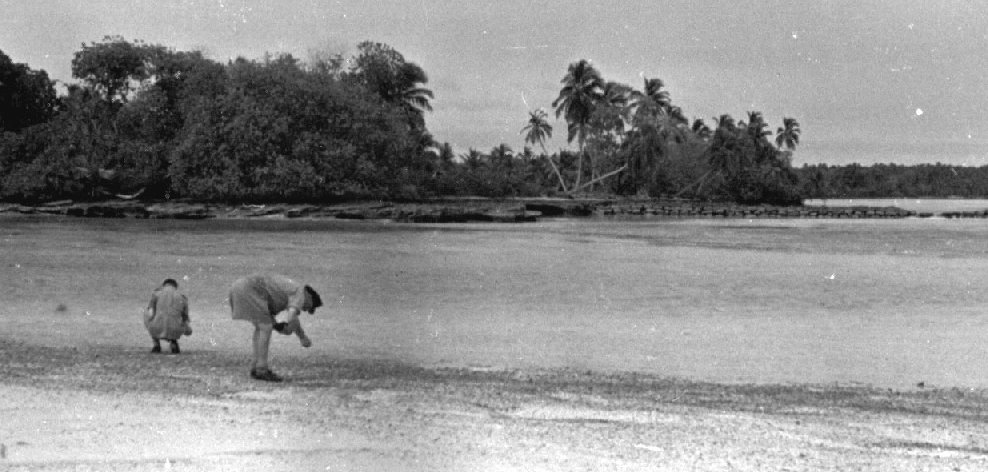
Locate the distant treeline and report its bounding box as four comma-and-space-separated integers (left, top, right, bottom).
0, 37, 439, 202
3, 37, 967, 205
794, 163, 988, 199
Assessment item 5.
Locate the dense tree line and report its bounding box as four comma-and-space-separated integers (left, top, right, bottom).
795, 163, 988, 199
0, 37, 436, 202
0, 38, 810, 204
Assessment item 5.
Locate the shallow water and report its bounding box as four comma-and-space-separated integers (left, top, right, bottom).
2, 215, 988, 389
804, 198, 988, 214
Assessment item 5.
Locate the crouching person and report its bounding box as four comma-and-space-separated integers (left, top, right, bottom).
228, 274, 323, 382
144, 278, 191, 354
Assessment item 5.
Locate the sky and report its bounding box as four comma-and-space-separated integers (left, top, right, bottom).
2, 0, 988, 166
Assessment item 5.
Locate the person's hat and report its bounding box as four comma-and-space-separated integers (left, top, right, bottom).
304, 285, 323, 311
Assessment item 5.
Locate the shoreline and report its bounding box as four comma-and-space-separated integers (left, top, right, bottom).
4, 336, 988, 471
0, 197, 937, 222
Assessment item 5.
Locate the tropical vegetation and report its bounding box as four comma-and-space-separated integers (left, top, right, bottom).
6, 37, 957, 206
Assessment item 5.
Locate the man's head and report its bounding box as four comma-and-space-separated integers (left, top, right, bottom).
304, 285, 322, 314
162, 278, 179, 288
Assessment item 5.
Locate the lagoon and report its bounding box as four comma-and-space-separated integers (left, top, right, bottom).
805, 198, 988, 214
2, 215, 988, 390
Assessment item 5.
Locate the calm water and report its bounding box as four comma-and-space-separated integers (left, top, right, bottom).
804, 198, 988, 213
3, 216, 988, 389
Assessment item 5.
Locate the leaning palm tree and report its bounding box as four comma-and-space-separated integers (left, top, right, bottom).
775, 117, 801, 150
552, 59, 604, 191
521, 108, 567, 192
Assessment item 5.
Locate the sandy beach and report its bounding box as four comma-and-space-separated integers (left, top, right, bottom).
4, 336, 988, 471
4, 215, 988, 470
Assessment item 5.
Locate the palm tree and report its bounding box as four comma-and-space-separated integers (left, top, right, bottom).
489, 143, 514, 169
620, 100, 693, 195
691, 118, 712, 141
668, 106, 689, 127
714, 114, 736, 130
595, 81, 633, 134
775, 117, 801, 150
437, 142, 455, 168
349, 42, 433, 127
708, 114, 743, 181
623, 118, 665, 193
390, 62, 434, 130
396, 62, 434, 113
462, 148, 484, 170
552, 59, 604, 191
601, 81, 632, 110
669, 118, 717, 198
631, 77, 671, 112
628, 78, 679, 140
745, 111, 772, 144
521, 108, 567, 192
611, 77, 682, 195
581, 80, 634, 190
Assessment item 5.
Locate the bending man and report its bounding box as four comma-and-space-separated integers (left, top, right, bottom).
228, 273, 323, 382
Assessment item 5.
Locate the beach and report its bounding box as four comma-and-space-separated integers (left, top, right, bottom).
5, 337, 988, 471
3, 215, 988, 470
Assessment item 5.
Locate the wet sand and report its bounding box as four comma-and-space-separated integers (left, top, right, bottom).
4, 216, 988, 470
4, 337, 988, 471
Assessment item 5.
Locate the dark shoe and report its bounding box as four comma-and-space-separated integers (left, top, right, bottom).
150, 345, 162, 354
169, 341, 180, 354
250, 368, 283, 382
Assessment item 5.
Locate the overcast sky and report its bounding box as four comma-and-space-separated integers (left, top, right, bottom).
2, 0, 987, 165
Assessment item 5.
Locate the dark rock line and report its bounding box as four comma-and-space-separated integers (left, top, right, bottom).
3, 199, 982, 222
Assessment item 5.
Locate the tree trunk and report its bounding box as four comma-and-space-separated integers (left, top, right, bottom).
674, 170, 714, 198
588, 154, 599, 192
575, 134, 584, 190
541, 143, 568, 192
571, 164, 628, 193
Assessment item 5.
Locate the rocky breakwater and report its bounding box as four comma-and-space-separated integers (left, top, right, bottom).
937, 209, 988, 219
0, 198, 936, 221
580, 200, 917, 219
0, 200, 215, 219
0, 200, 540, 222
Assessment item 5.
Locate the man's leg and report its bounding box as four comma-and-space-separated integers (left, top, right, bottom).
169, 339, 180, 354
251, 327, 260, 371
250, 322, 280, 381
150, 337, 162, 353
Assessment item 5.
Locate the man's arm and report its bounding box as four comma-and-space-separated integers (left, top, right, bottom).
146, 293, 158, 317
294, 321, 311, 348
